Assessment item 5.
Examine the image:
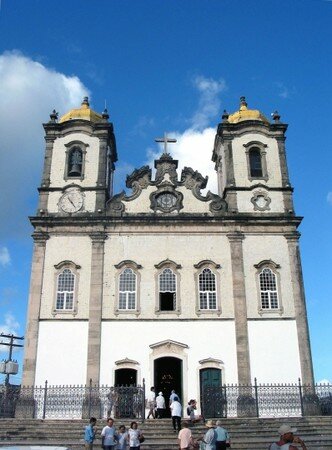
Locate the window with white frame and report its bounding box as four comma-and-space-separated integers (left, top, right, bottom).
56, 268, 75, 310
259, 268, 279, 309
159, 268, 176, 311
199, 268, 217, 310
119, 268, 137, 310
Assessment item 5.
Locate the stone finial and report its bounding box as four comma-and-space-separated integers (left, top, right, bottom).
222, 109, 229, 122
102, 108, 109, 120
272, 110, 281, 123
81, 96, 89, 107
240, 96, 248, 108
49, 109, 58, 123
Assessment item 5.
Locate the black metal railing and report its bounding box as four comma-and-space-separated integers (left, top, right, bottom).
0, 379, 146, 420
201, 379, 332, 418
1, 378, 331, 419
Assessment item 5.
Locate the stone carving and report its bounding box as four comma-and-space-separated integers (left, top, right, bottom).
106, 154, 228, 215
251, 189, 271, 211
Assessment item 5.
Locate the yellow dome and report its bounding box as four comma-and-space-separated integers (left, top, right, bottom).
228, 97, 269, 124
59, 97, 103, 123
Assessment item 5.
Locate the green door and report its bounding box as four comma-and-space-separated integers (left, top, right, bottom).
200, 368, 225, 418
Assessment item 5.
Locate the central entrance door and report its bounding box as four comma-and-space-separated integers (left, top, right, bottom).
154, 357, 182, 417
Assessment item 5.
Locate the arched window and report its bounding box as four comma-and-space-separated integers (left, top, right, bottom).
249, 147, 263, 178
199, 268, 217, 310
159, 268, 176, 311
67, 147, 83, 177
259, 268, 279, 309
119, 268, 137, 310
56, 268, 75, 310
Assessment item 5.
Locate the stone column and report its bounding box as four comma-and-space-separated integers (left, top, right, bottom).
223, 140, 238, 212
38, 136, 55, 212
95, 136, 108, 211
285, 232, 319, 415
86, 232, 107, 385
17, 232, 49, 418
21, 232, 49, 387
227, 232, 255, 417
276, 136, 294, 213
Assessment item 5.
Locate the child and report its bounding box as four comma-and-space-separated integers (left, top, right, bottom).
117, 425, 128, 450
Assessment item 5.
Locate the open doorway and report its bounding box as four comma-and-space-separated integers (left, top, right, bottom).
114, 368, 137, 386
154, 357, 182, 417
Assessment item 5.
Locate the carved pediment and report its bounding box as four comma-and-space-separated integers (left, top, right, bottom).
150, 340, 188, 350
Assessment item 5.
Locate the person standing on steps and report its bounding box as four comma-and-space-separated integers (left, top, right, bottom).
146, 386, 156, 419
269, 424, 308, 450
178, 421, 195, 450
101, 418, 118, 450
215, 421, 230, 450
170, 395, 182, 432
84, 417, 97, 450
156, 391, 166, 418
169, 389, 179, 406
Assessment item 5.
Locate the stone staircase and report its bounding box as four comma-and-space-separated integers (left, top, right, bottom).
0, 417, 332, 450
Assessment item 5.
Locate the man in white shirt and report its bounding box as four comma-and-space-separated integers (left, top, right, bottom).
156, 391, 166, 418
146, 386, 156, 419
170, 396, 182, 432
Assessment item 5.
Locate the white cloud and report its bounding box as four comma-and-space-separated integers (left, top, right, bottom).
327, 192, 332, 205
190, 75, 227, 130
0, 313, 20, 336
145, 75, 225, 193
0, 51, 89, 238
0, 247, 10, 267
317, 379, 332, 385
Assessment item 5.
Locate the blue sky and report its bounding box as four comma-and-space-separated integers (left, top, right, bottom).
0, 0, 331, 384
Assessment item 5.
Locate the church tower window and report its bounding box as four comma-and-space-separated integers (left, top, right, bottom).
259, 268, 279, 309
118, 268, 137, 310
199, 268, 217, 310
56, 268, 75, 310
67, 147, 83, 177
249, 147, 263, 178
159, 268, 176, 311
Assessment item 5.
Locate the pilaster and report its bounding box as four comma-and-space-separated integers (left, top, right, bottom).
285, 232, 315, 386
37, 136, 55, 212
21, 232, 49, 386
95, 136, 108, 211
227, 232, 251, 385
86, 231, 107, 385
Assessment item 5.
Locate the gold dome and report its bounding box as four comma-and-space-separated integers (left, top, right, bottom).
59, 97, 103, 123
227, 97, 269, 124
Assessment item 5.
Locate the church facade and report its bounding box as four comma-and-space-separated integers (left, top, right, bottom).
22, 97, 315, 407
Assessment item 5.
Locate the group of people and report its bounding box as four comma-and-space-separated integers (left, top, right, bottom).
84, 417, 144, 450
85, 389, 309, 450
178, 419, 230, 450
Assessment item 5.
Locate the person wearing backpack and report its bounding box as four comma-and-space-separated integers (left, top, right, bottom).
269, 424, 307, 450
197, 420, 217, 450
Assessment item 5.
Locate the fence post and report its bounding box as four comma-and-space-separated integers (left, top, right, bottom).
254, 378, 259, 417
142, 378, 145, 423
223, 384, 227, 418
88, 378, 92, 418
42, 380, 48, 419
298, 378, 304, 417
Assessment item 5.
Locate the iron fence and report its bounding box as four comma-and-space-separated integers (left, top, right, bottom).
201, 379, 332, 418
0, 380, 145, 420
1, 379, 331, 419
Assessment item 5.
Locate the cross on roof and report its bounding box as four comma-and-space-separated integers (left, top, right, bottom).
155, 133, 177, 154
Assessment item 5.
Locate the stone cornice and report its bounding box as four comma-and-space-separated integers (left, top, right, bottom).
32, 231, 50, 244
226, 231, 245, 242
89, 232, 108, 243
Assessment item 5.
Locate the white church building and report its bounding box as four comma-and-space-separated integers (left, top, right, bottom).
22, 96, 315, 408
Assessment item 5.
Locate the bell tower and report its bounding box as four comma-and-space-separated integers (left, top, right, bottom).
37, 97, 117, 217
212, 97, 293, 215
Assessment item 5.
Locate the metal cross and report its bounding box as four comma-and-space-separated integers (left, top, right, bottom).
155, 133, 177, 154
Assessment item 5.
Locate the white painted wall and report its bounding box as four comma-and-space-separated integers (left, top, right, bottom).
35, 321, 88, 385
231, 133, 282, 188
100, 320, 238, 407
248, 320, 301, 383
